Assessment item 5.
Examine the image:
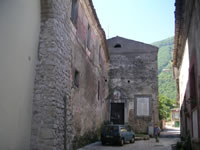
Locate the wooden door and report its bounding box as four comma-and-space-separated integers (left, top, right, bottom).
111, 103, 124, 124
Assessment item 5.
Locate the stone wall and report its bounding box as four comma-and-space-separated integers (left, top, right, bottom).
31, 0, 109, 150
71, 1, 109, 147
107, 36, 158, 133
31, 0, 73, 149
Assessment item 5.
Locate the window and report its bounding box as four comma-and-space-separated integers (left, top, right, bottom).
99, 45, 101, 65
74, 69, 80, 88
114, 43, 121, 48
71, 0, 78, 25
98, 81, 100, 100
87, 24, 91, 49
175, 112, 179, 119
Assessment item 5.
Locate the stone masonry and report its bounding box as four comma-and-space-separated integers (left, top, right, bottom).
107, 36, 159, 133
31, 0, 109, 150
31, 1, 73, 149
30, 0, 159, 149
71, 0, 109, 149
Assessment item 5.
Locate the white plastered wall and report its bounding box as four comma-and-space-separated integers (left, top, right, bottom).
0, 0, 40, 149
179, 39, 190, 107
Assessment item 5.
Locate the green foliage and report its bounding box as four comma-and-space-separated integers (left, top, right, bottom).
157, 45, 173, 73
152, 37, 174, 74
152, 36, 177, 100
176, 135, 192, 150
152, 37, 178, 120
158, 62, 177, 100
152, 37, 174, 47
159, 95, 176, 120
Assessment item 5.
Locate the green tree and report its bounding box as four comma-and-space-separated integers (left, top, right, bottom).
151, 37, 178, 120
159, 95, 176, 120
152, 37, 177, 100
152, 37, 174, 74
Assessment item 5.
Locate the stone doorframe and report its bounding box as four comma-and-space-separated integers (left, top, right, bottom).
108, 99, 129, 125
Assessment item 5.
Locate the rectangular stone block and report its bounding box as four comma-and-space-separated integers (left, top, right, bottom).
40, 128, 54, 139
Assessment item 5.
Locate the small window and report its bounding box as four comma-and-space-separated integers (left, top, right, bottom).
98, 81, 100, 100
99, 45, 101, 65
87, 24, 91, 49
71, 0, 78, 25
74, 70, 80, 88
114, 44, 121, 48
99, 46, 103, 66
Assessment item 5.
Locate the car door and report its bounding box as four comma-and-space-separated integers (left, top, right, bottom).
124, 128, 129, 141
120, 127, 125, 141
125, 126, 132, 141
121, 127, 129, 142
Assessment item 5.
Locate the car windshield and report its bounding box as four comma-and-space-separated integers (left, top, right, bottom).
104, 126, 118, 133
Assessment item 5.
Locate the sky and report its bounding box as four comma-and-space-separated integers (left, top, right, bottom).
93, 0, 175, 44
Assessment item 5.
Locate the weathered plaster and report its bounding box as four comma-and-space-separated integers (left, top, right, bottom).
107, 36, 159, 133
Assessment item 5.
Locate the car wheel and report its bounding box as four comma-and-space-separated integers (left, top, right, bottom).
120, 138, 124, 146
101, 140, 106, 145
130, 136, 135, 143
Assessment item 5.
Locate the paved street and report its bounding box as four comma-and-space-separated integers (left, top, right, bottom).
78, 127, 180, 150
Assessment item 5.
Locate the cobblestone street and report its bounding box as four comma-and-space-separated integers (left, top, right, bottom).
78, 127, 180, 150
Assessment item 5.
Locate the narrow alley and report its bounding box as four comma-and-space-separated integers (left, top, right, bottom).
1, 0, 200, 150
78, 126, 180, 150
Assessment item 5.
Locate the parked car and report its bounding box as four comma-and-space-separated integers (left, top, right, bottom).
101, 124, 135, 146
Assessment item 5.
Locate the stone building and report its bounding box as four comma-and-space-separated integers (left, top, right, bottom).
173, 0, 200, 149
107, 36, 159, 133
0, 0, 109, 150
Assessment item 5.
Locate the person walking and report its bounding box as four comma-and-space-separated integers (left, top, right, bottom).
154, 124, 161, 142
